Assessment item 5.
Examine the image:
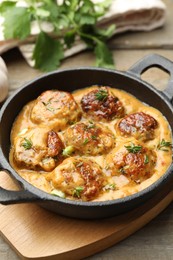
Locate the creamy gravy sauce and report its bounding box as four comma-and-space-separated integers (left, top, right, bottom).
10, 86, 172, 201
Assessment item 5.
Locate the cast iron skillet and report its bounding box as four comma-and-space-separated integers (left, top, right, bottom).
0, 54, 173, 219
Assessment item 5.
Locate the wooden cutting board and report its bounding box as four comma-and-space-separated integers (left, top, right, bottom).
1, 170, 173, 260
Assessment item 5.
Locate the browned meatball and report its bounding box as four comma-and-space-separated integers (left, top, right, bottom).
105, 141, 157, 183
31, 90, 81, 130
47, 130, 63, 157
81, 86, 125, 121
48, 157, 105, 201
117, 112, 158, 141
13, 127, 64, 171
63, 121, 115, 155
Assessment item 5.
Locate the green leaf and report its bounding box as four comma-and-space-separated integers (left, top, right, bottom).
95, 24, 116, 39
92, 0, 112, 18
3, 6, 31, 40
0, 1, 16, 14
79, 0, 94, 13
94, 41, 114, 69
79, 30, 95, 49
70, 0, 79, 11
42, 1, 59, 19
64, 30, 76, 48
96, 0, 112, 11
35, 8, 50, 18
33, 32, 64, 72
58, 14, 70, 27
1, 0, 114, 72
76, 13, 96, 26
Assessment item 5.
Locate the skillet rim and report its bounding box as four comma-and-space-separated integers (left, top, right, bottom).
0, 66, 173, 207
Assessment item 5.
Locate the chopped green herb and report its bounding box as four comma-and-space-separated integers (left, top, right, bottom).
119, 165, 130, 174
91, 135, 97, 140
119, 167, 126, 174
103, 183, 116, 191
105, 165, 110, 170
95, 89, 108, 101
51, 189, 66, 199
125, 143, 142, 154
18, 128, 28, 136
157, 139, 172, 151
46, 106, 55, 112
75, 162, 84, 168
87, 122, 95, 129
21, 138, 33, 150
73, 186, 84, 198
62, 146, 75, 156
144, 155, 149, 164
42, 101, 47, 106
42, 100, 55, 112
83, 138, 89, 145
68, 121, 75, 125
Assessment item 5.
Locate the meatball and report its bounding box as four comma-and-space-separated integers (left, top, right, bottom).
48, 157, 105, 201
81, 86, 125, 121
117, 112, 158, 141
13, 127, 64, 171
105, 141, 157, 182
63, 121, 115, 155
31, 90, 81, 130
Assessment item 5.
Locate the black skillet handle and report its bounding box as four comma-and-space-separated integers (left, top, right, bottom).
0, 168, 39, 205
127, 54, 173, 103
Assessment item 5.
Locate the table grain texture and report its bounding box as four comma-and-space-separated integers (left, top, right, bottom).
1, 0, 173, 259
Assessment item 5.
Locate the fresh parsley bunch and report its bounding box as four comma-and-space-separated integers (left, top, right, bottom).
0, 0, 115, 71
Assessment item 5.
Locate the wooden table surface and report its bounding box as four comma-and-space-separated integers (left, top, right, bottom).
1, 0, 173, 259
